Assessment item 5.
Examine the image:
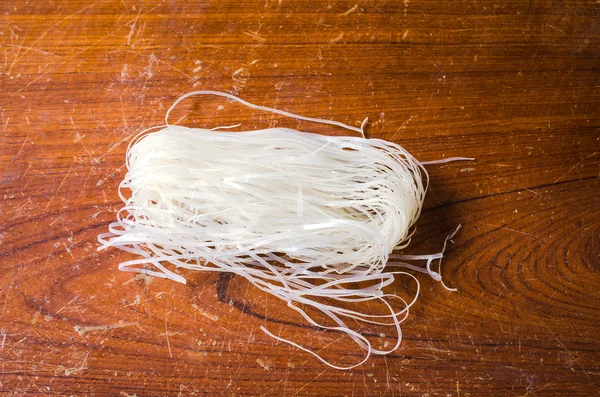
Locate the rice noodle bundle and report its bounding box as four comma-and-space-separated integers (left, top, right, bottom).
98, 91, 465, 369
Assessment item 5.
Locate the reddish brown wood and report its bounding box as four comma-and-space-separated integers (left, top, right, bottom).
1, 1, 599, 395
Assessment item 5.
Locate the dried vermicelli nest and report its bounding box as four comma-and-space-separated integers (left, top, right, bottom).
99, 90, 469, 369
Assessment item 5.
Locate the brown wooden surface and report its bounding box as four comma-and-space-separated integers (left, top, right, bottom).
1, 1, 599, 396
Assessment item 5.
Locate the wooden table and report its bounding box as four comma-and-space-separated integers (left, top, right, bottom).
1, 1, 599, 395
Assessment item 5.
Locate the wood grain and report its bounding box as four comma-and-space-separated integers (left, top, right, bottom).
1, 1, 599, 395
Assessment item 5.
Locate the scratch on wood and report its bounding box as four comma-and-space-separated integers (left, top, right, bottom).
64, 352, 89, 376
15, 135, 28, 158
2, 271, 16, 317
0, 330, 6, 352
242, 29, 266, 43
56, 296, 79, 315
73, 125, 93, 158
8, 4, 94, 74
74, 320, 137, 336
5, 337, 27, 354
6, 43, 55, 57
44, 161, 74, 210
191, 304, 219, 321
479, 221, 534, 237
329, 33, 344, 43
120, 95, 129, 128
342, 4, 358, 15
546, 24, 565, 34
97, 136, 129, 162
24, 374, 48, 396
23, 24, 123, 91
126, 7, 142, 45
296, 370, 327, 394
553, 152, 597, 183
164, 317, 173, 358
